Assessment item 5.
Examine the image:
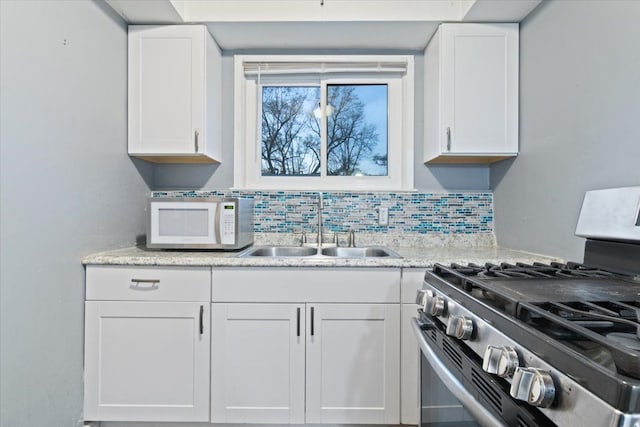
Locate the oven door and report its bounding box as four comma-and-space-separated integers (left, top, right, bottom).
420, 349, 480, 426
412, 317, 500, 427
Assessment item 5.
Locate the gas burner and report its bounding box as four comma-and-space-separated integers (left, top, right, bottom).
607, 332, 640, 351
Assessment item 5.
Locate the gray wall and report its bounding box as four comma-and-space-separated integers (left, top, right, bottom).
153, 50, 491, 191
0, 1, 152, 426
491, 0, 640, 261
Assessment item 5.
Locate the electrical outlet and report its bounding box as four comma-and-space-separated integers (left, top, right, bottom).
379, 207, 389, 226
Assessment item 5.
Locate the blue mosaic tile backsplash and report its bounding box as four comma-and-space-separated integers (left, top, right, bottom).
152, 191, 493, 234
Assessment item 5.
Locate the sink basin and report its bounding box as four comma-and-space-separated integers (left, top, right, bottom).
321, 247, 401, 258
238, 245, 401, 259
239, 246, 318, 257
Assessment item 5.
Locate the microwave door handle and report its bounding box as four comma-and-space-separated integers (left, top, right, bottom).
214, 204, 222, 245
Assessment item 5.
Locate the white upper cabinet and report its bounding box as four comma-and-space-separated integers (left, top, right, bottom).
424, 23, 519, 163
128, 25, 221, 163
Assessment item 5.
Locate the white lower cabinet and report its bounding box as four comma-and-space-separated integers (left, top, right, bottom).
210, 267, 401, 424
83, 266, 211, 422
84, 266, 405, 425
211, 303, 306, 423
305, 303, 400, 424
211, 302, 400, 425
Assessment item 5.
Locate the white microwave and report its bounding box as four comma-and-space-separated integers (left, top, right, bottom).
146, 197, 254, 250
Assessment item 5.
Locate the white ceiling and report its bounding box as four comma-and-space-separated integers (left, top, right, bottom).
206, 21, 441, 51
105, 0, 541, 50
179, 0, 470, 22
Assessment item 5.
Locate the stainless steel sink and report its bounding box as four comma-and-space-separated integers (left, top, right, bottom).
239, 246, 318, 257
321, 246, 401, 258
238, 245, 401, 259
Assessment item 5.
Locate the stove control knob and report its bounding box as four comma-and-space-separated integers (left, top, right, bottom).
510, 367, 555, 408
415, 289, 428, 310
446, 315, 474, 340
416, 289, 434, 312
482, 346, 519, 377
429, 296, 447, 316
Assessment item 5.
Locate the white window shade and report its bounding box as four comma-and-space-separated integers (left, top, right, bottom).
242, 58, 409, 76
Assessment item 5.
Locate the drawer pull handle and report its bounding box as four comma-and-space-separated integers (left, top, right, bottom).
130, 279, 160, 290
297, 307, 301, 337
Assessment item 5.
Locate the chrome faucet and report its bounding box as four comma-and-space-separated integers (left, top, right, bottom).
317, 192, 323, 248
347, 229, 356, 247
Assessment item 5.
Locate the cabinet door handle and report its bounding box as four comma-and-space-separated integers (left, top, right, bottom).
194, 129, 199, 153
129, 279, 160, 290
310, 306, 315, 336
297, 307, 301, 337
446, 127, 451, 151
199, 305, 204, 335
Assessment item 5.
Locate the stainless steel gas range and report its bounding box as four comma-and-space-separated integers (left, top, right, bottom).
412, 186, 640, 427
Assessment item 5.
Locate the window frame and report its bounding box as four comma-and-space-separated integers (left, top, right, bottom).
233, 55, 415, 191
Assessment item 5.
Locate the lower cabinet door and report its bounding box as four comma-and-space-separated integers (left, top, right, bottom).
211, 303, 306, 423
83, 301, 210, 422
306, 304, 400, 424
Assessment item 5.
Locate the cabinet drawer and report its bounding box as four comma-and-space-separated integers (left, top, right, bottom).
212, 267, 400, 303
86, 266, 210, 301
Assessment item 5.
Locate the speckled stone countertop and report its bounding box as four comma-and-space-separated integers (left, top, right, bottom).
82, 233, 561, 268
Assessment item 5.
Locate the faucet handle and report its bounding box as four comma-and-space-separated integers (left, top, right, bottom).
301, 231, 307, 246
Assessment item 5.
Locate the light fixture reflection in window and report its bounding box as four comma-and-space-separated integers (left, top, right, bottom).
313, 102, 335, 119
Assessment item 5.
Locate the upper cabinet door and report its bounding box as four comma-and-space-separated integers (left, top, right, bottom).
128, 25, 221, 163
424, 23, 519, 164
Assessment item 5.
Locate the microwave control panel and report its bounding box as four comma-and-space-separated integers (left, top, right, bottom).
221, 202, 236, 244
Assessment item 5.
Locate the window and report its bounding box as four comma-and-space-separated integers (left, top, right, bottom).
234, 55, 414, 190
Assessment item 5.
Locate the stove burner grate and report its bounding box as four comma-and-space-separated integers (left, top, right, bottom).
607, 332, 640, 351
449, 261, 621, 279
519, 300, 640, 379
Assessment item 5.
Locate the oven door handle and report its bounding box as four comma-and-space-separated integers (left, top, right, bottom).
411, 317, 507, 427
